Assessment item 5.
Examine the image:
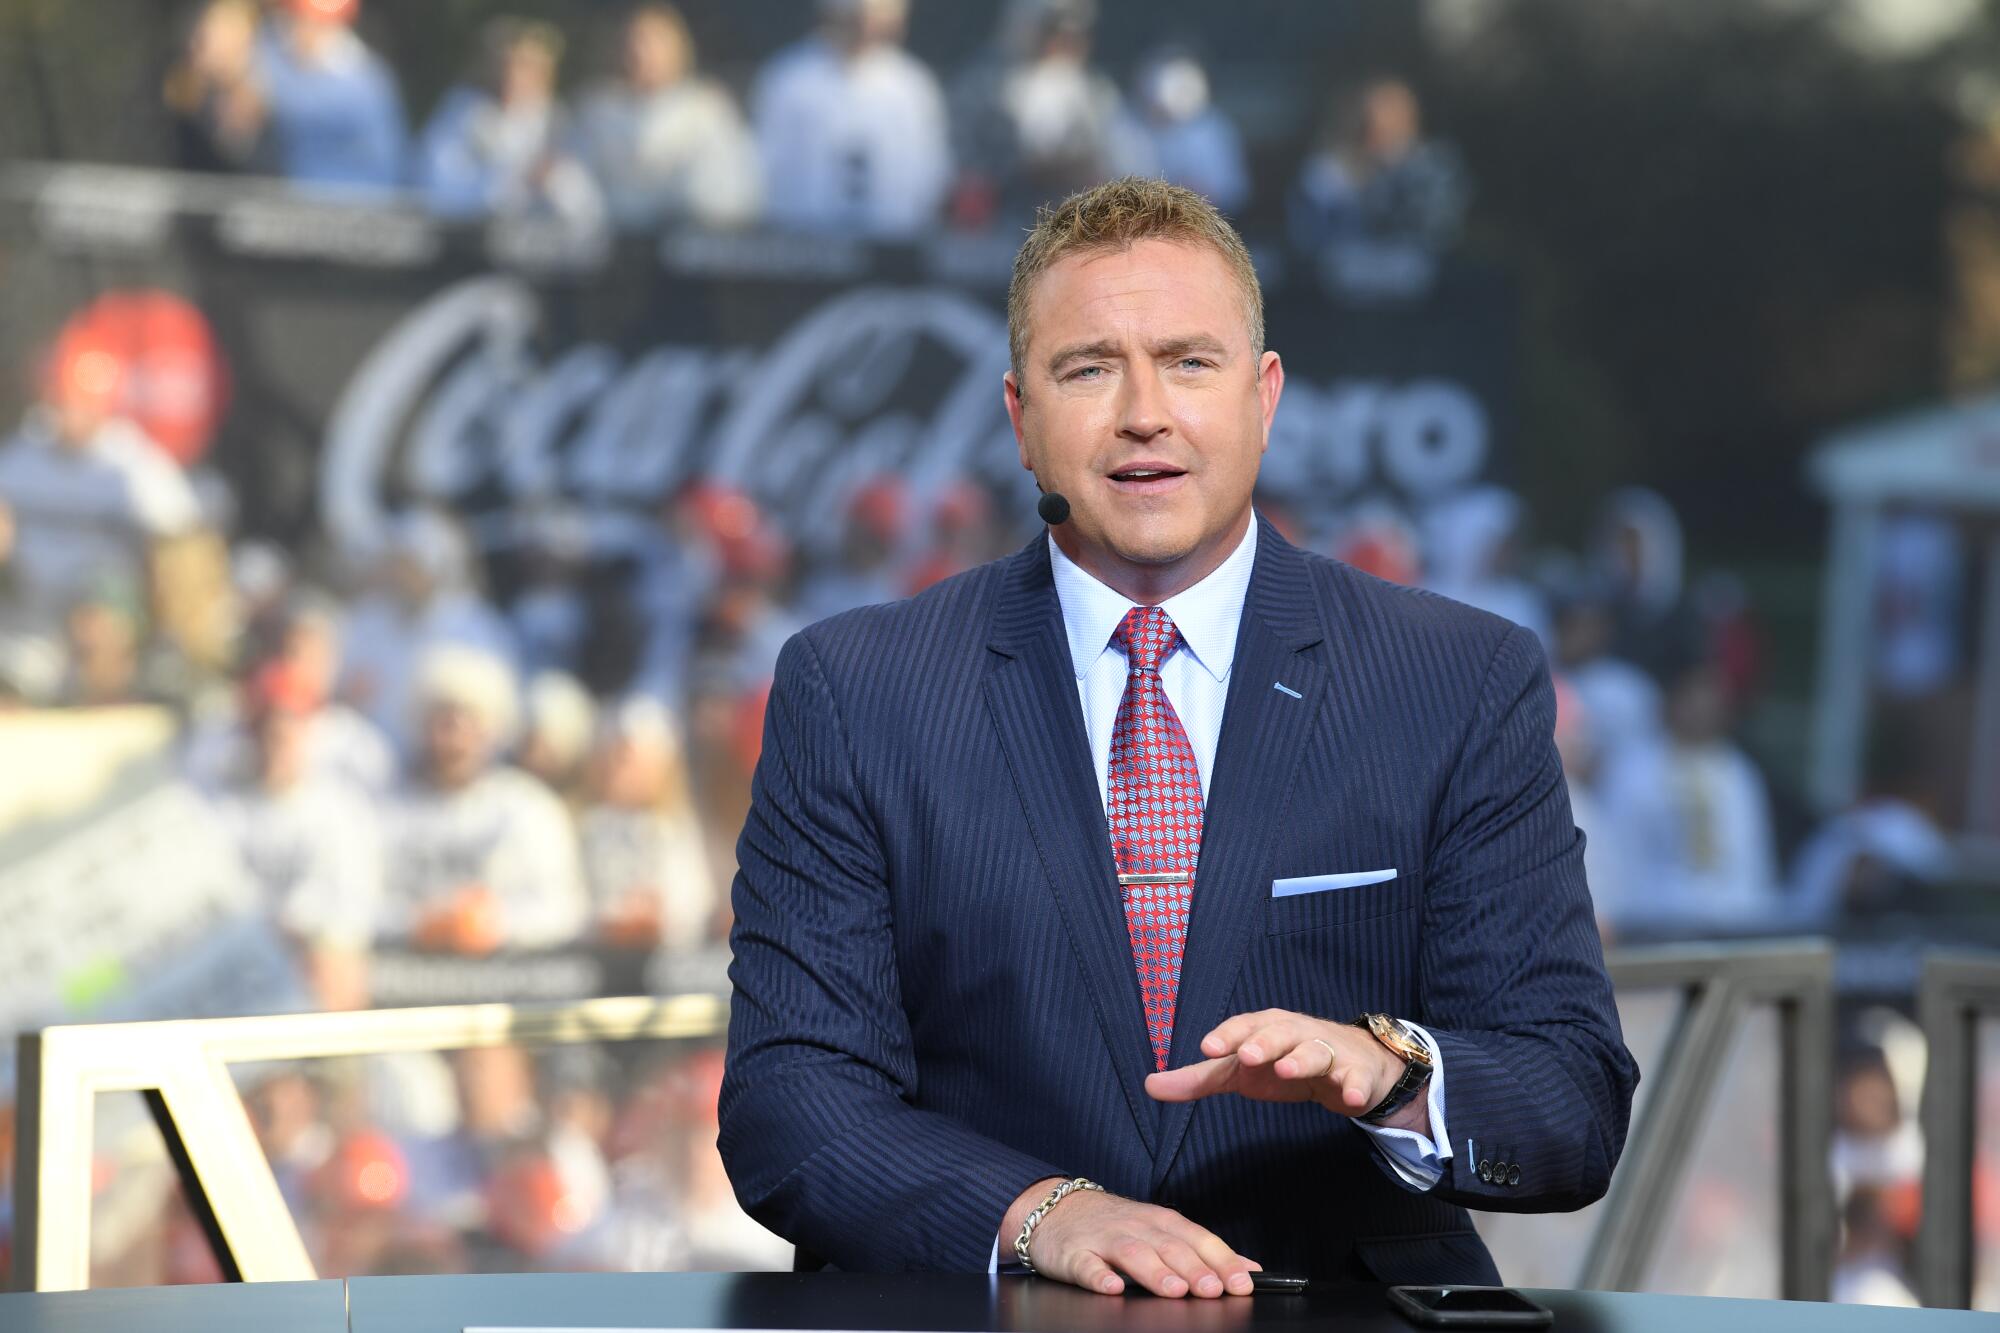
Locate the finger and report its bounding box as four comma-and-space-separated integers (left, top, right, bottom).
1069, 1251, 1125, 1296
1154, 1234, 1225, 1298
1200, 1009, 1285, 1058
1327, 1058, 1374, 1111
1185, 1226, 1259, 1296
1273, 1035, 1337, 1081
1234, 1022, 1302, 1067
1109, 1235, 1190, 1298
1145, 1055, 1238, 1103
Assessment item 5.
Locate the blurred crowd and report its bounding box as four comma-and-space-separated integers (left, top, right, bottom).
1310, 482, 1956, 946
158, 0, 1464, 253
1, 0, 1990, 1304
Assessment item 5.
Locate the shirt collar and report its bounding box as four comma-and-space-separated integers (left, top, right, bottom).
1048, 512, 1258, 684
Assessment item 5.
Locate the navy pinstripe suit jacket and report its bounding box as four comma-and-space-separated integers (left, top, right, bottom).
720, 516, 1637, 1284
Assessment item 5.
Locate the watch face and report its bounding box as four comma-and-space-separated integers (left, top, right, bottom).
1367, 1014, 1430, 1065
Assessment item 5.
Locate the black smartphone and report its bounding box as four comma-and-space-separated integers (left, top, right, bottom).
1387, 1285, 1553, 1328
1247, 1272, 1309, 1293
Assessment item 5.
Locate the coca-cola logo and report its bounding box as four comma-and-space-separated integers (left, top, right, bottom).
321, 276, 1024, 559
321, 276, 1493, 559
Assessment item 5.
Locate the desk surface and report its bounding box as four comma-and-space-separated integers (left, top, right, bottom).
1, 1273, 1993, 1333
0, 1278, 345, 1333
345, 1272, 2000, 1333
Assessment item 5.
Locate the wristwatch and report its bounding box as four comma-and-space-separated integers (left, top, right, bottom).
1350, 1013, 1433, 1124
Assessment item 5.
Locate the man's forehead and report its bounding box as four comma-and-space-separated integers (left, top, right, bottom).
1041, 237, 1232, 286
1028, 241, 1245, 341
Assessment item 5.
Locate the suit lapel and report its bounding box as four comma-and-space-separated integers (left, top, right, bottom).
1151, 518, 1329, 1190
983, 538, 1161, 1155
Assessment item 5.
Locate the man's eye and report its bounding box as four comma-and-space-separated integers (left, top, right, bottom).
1071, 366, 1103, 381
1180, 358, 1209, 371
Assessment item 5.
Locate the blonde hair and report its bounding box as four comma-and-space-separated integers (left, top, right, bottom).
1007, 176, 1263, 379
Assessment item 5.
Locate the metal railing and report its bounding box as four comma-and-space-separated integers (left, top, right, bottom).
5, 943, 1869, 1298
1916, 950, 2000, 1309
1587, 939, 1837, 1299
11, 993, 726, 1293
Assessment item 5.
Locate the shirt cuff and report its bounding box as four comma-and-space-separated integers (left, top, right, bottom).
1353, 1020, 1451, 1193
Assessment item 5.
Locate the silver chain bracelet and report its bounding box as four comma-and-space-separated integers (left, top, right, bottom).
1013, 1176, 1105, 1273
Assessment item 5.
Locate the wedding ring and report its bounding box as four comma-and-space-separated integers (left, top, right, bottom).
1310, 1037, 1339, 1075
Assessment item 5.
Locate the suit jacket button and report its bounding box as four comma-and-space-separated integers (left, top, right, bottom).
1508, 1166, 1522, 1186
1478, 1160, 1492, 1182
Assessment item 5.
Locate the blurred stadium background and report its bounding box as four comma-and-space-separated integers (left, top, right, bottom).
1, 0, 1999, 1307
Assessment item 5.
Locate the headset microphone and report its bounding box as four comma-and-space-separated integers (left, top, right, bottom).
1036, 492, 1071, 525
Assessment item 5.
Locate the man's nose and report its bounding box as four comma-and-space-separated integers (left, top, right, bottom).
1117, 366, 1172, 442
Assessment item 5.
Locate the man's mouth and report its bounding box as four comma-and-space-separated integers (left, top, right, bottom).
1106, 464, 1188, 486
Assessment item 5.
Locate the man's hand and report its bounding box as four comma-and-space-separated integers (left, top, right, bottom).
1002, 1178, 1260, 1297
1143, 1010, 1428, 1134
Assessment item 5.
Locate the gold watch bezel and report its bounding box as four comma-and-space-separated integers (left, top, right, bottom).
1361, 1013, 1432, 1068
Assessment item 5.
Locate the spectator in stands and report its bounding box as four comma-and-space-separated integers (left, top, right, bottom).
904, 480, 998, 595
628, 483, 731, 708
60, 585, 149, 707
948, 0, 1149, 228
255, 0, 407, 192
1787, 719, 1955, 926
753, 0, 951, 237
340, 509, 517, 759
1597, 659, 1781, 932
1593, 486, 1699, 678
1131, 44, 1248, 214
206, 660, 382, 1010
579, 697, 715, 951
418, 17, 603, 226
1551, 676, 1629, 941
163, 0, 274, 175
572, 4, 761, 230
1830, 1044, 1922, 1306
796, 478, 906, 623
1552, 587, 1663, 775
1419, 484, 1552, 648
517, 669, 596, 804
0, 326, 202, 662
508, 505, 591, 679
184, 597, 396, 797
1289, 75, 1467, 254
381, 645, 587, 951
0, 496, 52, 704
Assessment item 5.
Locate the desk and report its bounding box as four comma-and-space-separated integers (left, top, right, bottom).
344, 1273, 2000, 1333
0, 1278, 344, 1333
1, 1274, 1993, 1332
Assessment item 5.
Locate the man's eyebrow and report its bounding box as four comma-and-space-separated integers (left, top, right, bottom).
1045, 339, 1123, 374
1152, 334, 1231, 361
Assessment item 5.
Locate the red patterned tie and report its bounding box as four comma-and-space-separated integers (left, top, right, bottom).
1106, 605, 1204, 1071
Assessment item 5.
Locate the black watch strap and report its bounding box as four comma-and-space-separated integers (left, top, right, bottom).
1360, 1054, 1431, 1124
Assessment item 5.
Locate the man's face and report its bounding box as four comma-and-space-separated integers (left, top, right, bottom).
422, 701, 489, 790
501, 43, 556, 108
624, 14, 688, 91
1005, 238, 1282, 599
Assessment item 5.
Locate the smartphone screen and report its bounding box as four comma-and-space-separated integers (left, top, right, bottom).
1411, 1287, 1545, 1313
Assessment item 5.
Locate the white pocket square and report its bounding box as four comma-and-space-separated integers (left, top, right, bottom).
1271, 869, 1398, 898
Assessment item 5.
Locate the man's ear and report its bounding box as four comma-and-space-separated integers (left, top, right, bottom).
1256, 350, 1285, 451
1004, 370, 1033, 471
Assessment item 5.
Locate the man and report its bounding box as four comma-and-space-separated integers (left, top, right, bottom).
416, 18, 602, 225
255, 0, 406, 192
0, 324, 203, 644
571, 3, 762, 230
752, 0, 951, 237
721, 179, 1635, 1292
380, 645, 586, 951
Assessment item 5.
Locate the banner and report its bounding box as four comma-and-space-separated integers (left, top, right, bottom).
0, 168, 1518, 569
